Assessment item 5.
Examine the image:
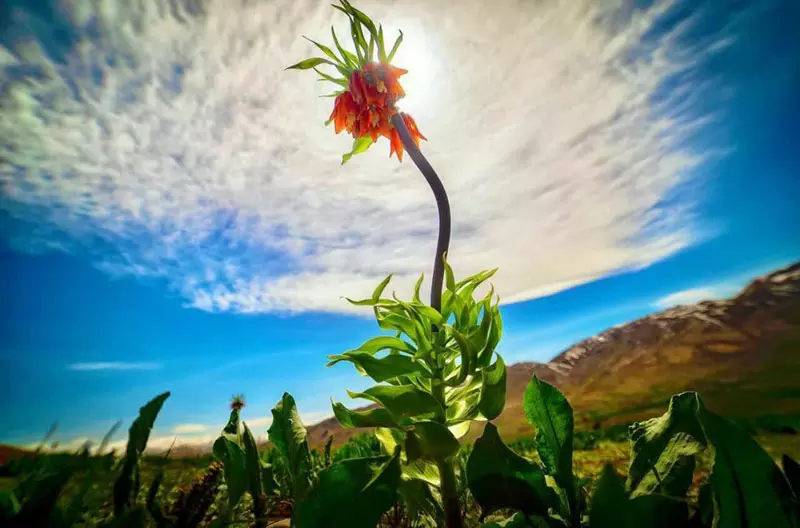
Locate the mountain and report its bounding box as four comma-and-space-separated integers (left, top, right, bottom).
308, 261, 800, 446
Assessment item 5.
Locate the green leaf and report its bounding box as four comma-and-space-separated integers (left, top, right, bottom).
222, 407, 241, 437
213, 436, 248, 508
447, 326, 473, 386
467, 423, 552, 517
523, 377, 573, 485
479, 512, 531, 527
397, 478, 443, 525
313, 67, 349, 88
590, 464, 629, 528
242, 423, 264, 499
349, 335, 415, 356
387, 29, 403, 62
372, 274, 393, 302
407, 421, 460, 461
783, 455, 800, 497
113, 392, 170, 516
327, 351, 428, 382
698, 403, 799, 527
342, 135, 374, 165
590, 465, 689, 528
286, 57, 339, 70
523, 376, 578, 524
262, 463, 280, 495
347, 385, 444, 424
332, 401, 398, 429
303, 36, 346, 67
627, 392, 706, 498
444, 258, 456, 292
294, 451, 401, 528
342, 0, 379, 40
377, 24, 387, 62
331, 27, 357, 68
413, 273, 424, 303
478, 354, 506, 420
267, 393, 314, 506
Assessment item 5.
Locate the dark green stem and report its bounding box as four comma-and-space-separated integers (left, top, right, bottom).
392, 113, 461, 528
390, 113, 451, 313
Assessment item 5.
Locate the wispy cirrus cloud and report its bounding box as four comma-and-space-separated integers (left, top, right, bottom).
1, 0, 737, 313
68, 362, 162, 371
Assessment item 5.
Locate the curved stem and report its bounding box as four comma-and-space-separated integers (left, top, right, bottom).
390, 113, 451, 313
392, 113, 461, 528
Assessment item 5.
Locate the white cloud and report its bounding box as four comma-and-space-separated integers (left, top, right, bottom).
652, 283, 741, 309
652, 288, 719, 308
68, 362, 162, 371
0, 0, 735, 313
171, 423, 208, 434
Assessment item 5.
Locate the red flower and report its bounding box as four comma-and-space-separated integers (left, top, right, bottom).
328, 62, 425, 161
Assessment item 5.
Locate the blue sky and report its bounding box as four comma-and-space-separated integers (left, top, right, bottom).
1, 0, 798, 448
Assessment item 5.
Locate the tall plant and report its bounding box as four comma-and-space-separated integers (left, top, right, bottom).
287, 3, 506, 527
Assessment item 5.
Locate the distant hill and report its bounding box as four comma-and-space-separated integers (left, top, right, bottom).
308, 261, 800, 447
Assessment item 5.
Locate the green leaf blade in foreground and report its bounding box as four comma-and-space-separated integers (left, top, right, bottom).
406, 421, 460, 462
286, 57, 338, 70
478, 354, 506, 420
294, 451, 401, 528
699, 404, 799, 527
113, 391, 170, 516
467, 423, 552, 517
212, 436, 247, 509
267, 393, 314, 505
626, 392, 706, 498
522, 377, 573, 487
589, 464, 629, 528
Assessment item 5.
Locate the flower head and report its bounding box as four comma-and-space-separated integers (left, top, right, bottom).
230, 395, 246, 411
287, 1, 426, 164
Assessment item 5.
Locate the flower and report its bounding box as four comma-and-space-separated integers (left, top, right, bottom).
230, 395, 246, 411
287, 1, 426, 163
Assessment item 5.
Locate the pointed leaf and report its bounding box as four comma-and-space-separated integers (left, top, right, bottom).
413, 273, 424, 303
342, 135, 374, 164
303, 36, 346, 67
294, 451, 401, 528
372, 274, 393, 301
331, 27, 357, 67
523, 377, 573, 485
267, 393, 314, 505
783, 455, 800, 497
286, 57, 339, 70
348, 385, 444, 423
478, 354, 506, 420
332, 401, 398, 429
327, 351, 428, 382
590, 464, 629, 528
387, 30, 403, 62
242, 423, 264, 499
314, 67, 349, 88
467, 423, 552, 517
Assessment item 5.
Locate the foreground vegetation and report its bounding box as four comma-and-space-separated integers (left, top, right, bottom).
2, 380, 799, 527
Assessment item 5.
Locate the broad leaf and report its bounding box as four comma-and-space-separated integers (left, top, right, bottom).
467, 423, 552, 517
783, 455, 800, 497
212, 436, 247, 508
479, 354, 506, 420
699, 404, 799, 527
242, 423, 264, 498
327, 351, 427, 382
627, 392, 706, 498
332, 401, 398, 429
590, 464, 628, 528
294, 452, 401, 528
406, 421, 460, 462
523, 377, 572, 485
347, 385, 444, 423
267, 393, 314, 505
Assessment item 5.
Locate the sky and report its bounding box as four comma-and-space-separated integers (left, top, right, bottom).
1, 0, 798, 449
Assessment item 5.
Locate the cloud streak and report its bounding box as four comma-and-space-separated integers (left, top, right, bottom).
1, 0, 734, 313
68, 362, 162, 371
